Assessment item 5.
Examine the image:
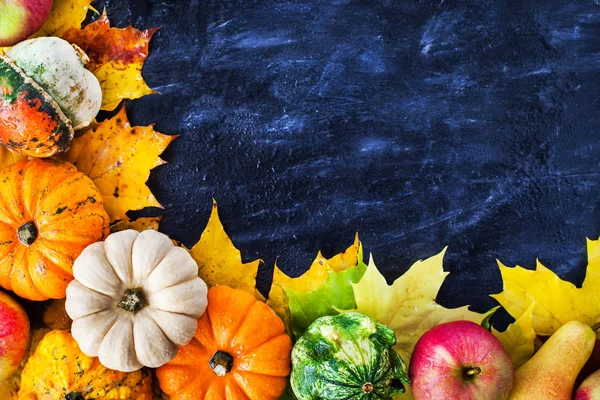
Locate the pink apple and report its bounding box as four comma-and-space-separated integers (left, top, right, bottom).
0, 0, 54, 46
576, 369, 600, 400
0, 291, 29, 381
409, 320, 514, 400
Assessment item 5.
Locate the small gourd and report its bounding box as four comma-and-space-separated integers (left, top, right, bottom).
291, 312, 410, 399
65, 229, 209, 372
18, 330, 153, 400
0, 37, 101, 157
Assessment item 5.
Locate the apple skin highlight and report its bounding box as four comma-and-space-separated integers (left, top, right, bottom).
0, 291, 29, 381
0, 0, 54, 46
409, 320, 514, 400
576, 370, 600, 400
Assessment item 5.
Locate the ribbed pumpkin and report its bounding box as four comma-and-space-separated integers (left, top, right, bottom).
0, 159, 109, 300
156, 285, 292, 400
18, 330, 153, 400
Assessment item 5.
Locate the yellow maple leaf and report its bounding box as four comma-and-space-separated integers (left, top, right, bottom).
188, 201, 263, 298
491, 238, 600, 338
58, 105, 175, 225
267, 234, 361, 333
38, 0, 96, 37
493, 304, 537, 368
61, 11, 158, 111
351, 249, 486, 365
0, 147, 26, 170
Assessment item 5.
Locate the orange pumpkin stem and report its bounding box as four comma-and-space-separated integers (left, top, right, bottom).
17, 221, 38, 246
209, 350, 234, 377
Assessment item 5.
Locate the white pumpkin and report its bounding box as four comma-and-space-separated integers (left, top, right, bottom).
65, 229, 208, 372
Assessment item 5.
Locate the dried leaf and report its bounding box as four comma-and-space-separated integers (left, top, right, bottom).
188, 201, 263, 298
493, 304, 537, 369
62, 11, 158, 111
491, 238, 600, 337
58, 105, 175, 225
0, 147, 26, 169
267, 234, 361, 335
350, 249, 486, 366
111, 216, 162, 233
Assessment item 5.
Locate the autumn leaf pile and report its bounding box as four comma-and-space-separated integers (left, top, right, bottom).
1, 0, 600, 399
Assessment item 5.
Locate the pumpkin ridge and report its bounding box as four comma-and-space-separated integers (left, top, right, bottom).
235, 333, 290, 361
27, 251, 72, 299
206, 289, 255, 348
8, 163, 26, 223
231, 370, 288, 399
229, 301, 285, 353
35, 175, 86, 216
11, 246, 44, 300
231, 371, 256, 400
33, 247, 74, 277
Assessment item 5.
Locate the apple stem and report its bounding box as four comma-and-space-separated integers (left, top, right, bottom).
592, 322, 600, 332
463, 366, 482, 380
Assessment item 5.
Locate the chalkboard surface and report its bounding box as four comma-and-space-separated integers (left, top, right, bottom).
97, 0, 600, 313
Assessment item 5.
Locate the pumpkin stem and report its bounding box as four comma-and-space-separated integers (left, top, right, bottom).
65, 391, 84, 400
118, 287, 147, 313
209, 350, 234, 377
71, 44, 90, 67
362, 382, 374, 393
462, 366, 482, 380
17, 221, 38, 246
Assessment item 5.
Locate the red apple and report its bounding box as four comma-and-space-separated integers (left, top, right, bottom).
409, 320, 514, 400
576, 369, 600, 400
0, 0, 54, 46
0, 291, 29, 380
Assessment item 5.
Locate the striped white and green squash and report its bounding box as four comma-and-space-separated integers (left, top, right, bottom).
291, 312, 409, 399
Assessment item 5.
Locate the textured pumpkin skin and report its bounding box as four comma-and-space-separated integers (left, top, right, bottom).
0, 159, 110, 300
291, 312, 409, 399
18, 330, 153, 400
8, 37, 102, 130
0, 55, 73, 158
156, 285, 292, 400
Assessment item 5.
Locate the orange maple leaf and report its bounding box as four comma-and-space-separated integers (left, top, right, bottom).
62, 11, 158, 111
58, 105, 176, 226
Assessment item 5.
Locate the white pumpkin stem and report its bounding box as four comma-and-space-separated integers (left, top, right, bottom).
118, 287, 148, 313
71, 44, 90, 67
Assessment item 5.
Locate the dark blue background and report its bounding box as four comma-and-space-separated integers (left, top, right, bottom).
100, 0, 600, 312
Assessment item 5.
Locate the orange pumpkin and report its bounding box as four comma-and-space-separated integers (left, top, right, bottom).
156, 285, 292, 399
0, 159, 109, 301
